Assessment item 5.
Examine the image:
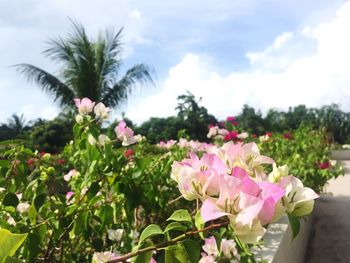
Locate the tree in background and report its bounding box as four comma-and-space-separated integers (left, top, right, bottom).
15, 20, 153, 110
176, 91, 217, 141
236, 105, 266, 135
135, 92, 217, 143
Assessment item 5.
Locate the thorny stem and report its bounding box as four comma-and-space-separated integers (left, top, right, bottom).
107, 220, 229, 263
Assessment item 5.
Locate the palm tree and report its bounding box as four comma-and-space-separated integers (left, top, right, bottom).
15, 20, 154, 109
7, 114, 28, 134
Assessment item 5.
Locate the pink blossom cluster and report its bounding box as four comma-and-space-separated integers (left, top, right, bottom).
157, 139, 213, 152
74, 98, 109, 119
178, 138, 212, 152
171, 141, 318, 243
199, 236, 239, 263
157, 139, 177, 149
207, 125, 229, 140
115, 121, 142, 146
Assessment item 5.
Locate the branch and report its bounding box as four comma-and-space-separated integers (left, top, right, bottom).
107, 220, 229, 263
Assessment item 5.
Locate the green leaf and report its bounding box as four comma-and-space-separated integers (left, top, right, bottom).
165, 244, 191, 263
288, 214, 301, 239
5, 257, 24, 263
182, 239, 201, 263
34, 194, 46, 211
194, 210, 205, 239
0, 160, 10, 168
134, 240, 153, 263
0, 229, 27, 263
28, 204, 37, 224
3, 193, 19, 208
87, 182, 100, 201
167, 209, 192, 224
164, 222, 187, 233
99, 204, 114, 227
139, 224, 164, 245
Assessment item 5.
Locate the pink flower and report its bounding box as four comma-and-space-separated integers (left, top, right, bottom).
283, 132, 293, 140
157, 140, 177, 149
202, 236, 219, 257
73, 98, 95, 115
66, 191, 74, 201
124, 149, 134, 159
64, 169, 77, 182
226, 116, 235, 122
265, 132, 273, 137
199, 254, 216, 263
149, 258, 157, 263
318, 161, 330, 169
279, 176, 319, 217
221, 239, 238, 259
224, 131, 238, 141
57, 159, 66, 165
115, 121, 141, 146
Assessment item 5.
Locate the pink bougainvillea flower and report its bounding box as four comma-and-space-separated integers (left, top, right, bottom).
115, 121, 141, 146
64, 169, 77, 182
124, 149, 134, 159
66, 191, 74, 201
279, 176, 319, 217
221, 239, 238, 259
56, 159, 66, 165
257, 182, 285, 225
318, 161, 330, 169
94, 102, 109, 119
73, 98, 95, 115
202, 236, 219, 257
283, 132, 293, 140
226, 116, 235, 122
157, 139, 177, 149
224, 131, 238, 141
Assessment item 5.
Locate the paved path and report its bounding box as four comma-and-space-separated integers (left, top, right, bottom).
305, 161, 350, 263
305, 196, 350, 263
324, 161, 350, 196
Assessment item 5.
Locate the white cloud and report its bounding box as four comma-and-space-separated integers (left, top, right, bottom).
126, 1, 350, 123
130, 9, 142, 20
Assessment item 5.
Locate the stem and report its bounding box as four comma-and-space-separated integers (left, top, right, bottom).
168, 195, 183, 205
107, 220, 229, 263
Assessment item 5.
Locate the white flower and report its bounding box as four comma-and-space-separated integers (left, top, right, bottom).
17, 202, 30, 213
64, 169, 77, 182
269, 164, 289, 182
108, 229, 124, 241
221, 239, 238, 259
92, 251, 118, 263
130, 230, 139, 240
16, 193, 22, 201
7, 215, 16, 226
75, 114, 84, 124
237, 132, 249, 139
98, 134, 110, 146
259, 135, 270, 142
94, 102, 109, 120
88, 134, 97, 145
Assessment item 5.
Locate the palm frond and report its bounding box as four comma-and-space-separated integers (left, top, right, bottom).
102, 64, 154, 107
14, 63, 75, 107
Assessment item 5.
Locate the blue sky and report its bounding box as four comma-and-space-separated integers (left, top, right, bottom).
0, 0, 349, 124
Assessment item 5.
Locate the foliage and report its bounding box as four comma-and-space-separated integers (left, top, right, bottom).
256, 126, 343, 193
0, 98, 326, 262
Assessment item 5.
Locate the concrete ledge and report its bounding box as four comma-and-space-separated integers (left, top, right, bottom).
331, 150, 350, 160
253, 213, 313, 263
